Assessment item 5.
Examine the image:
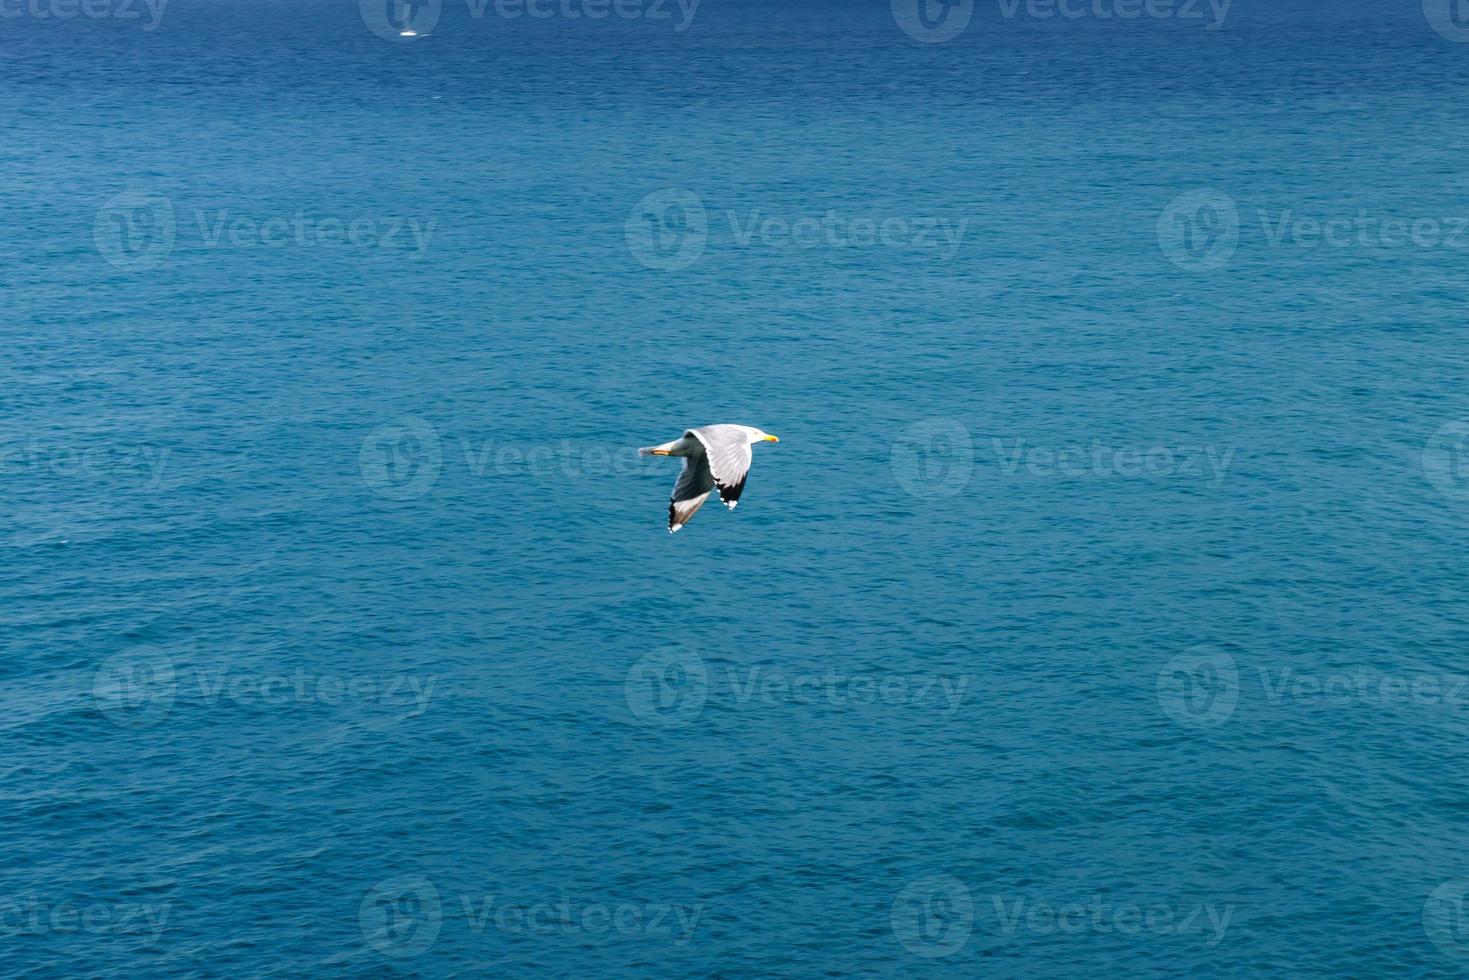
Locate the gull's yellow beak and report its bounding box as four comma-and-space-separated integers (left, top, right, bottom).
764, 434, 780, 443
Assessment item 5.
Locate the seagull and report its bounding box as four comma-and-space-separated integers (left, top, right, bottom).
639, 425, 779, 533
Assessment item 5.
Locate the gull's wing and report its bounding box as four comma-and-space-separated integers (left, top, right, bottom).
668, 451, 714, 533
687, 426, 752, 509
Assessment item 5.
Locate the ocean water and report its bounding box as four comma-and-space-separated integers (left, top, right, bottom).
6, 0, 1469, 975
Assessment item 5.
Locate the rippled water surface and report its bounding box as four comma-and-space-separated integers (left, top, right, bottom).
5, 0, 1469, 975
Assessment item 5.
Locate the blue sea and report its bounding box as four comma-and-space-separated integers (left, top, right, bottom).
6, 0, 1469, 975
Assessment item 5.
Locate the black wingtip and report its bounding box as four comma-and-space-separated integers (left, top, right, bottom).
714, 476, 747, 508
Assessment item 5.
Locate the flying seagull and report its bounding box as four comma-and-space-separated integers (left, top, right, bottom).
639, 424, 780, 533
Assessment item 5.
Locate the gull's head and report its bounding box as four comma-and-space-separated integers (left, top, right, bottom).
742, 426, 779, 445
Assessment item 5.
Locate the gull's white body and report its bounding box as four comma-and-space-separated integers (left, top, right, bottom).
638, 424, 779, 533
